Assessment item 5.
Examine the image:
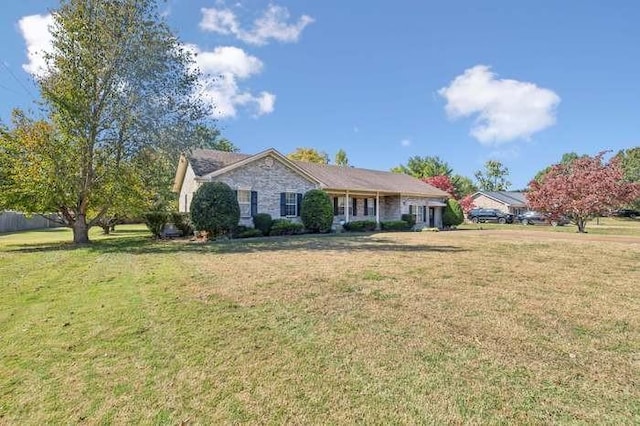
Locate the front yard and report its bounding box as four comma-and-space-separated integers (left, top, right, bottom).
1, 221, 639, 423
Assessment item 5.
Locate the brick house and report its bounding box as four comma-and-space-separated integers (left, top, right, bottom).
173, 148, 450, 229
470, 191, 528, 216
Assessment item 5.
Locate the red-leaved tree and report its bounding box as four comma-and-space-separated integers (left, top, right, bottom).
459, 194, 475, 213
422, 175, 455, 196
527, 152, 640, 233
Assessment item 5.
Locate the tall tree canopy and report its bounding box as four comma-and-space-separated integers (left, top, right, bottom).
615, 147, 640, 209
287, 147, 329, 164
0, 0, 211, 243
474, 160, 511, 191
527, 152, 640, 233
392, 155, 453, 178
334, 149, 349, 166
534, 152, 582, 182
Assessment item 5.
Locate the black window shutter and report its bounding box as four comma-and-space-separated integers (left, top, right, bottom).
373, 198, 377, 216
352, 198, 357, 216
297, 193, 303, 216
364, 198, 368, 216
333, 197, 339, 215
280, 193, 286, 217
234, 190, 238, 199
251, 191, 258, 217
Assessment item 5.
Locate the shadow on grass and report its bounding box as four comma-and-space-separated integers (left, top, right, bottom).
4, 232, 467, 255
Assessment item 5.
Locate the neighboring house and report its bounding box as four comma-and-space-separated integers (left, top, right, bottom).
470, 191, 528, 216
173, 148, 450, 229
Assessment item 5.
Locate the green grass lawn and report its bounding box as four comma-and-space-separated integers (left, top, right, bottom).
1, 222, 639, 423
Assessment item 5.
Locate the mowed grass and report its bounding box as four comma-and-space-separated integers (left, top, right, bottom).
1, 222, 639, 423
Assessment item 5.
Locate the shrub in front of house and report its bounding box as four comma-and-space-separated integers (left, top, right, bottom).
381, 220, 410, 231
171, 212, 194, 236
237, 228, 263, 238
343, 220, 377, 232
300, 189, 333, 233
190, 182, 240, 239
401, 214, 416, 228
443, 198, 464, 227
269, 219, 305, 236
143, 211, 168, 239
252, 213, 273, 236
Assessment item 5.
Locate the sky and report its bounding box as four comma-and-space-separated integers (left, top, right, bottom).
1, 0, 639, 189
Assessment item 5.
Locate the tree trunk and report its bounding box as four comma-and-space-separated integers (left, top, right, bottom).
576, 218, 587, 233
101, 225, 111, 235
73, 216, 90, 243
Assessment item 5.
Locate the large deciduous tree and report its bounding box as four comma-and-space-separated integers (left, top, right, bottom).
287, 147, 329, 164
0, 0, 211, 243
334, 149, 349, 166
474, 160, 511, 191
527, 152, 640, 233
422, 175, 455, 196
392, 155, 453, 178
616, 147, 640, 209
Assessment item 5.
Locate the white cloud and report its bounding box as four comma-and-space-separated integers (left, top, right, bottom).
187, 45, 275, 118
17, 13, 54, 77
439, 65, 560, 145
400, 138, 411, 147
17, 12, 274, 119
200, 5, 313, 46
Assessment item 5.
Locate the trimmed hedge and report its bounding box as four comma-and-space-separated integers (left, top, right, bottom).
252, 213, 273, 236
380, 220, 410, 231
143, 211, 168, 238
269, 219, 305, 236
300, 189, 333, 233
190, 182, 240, 238
401, 214, 416, 228
443, 198, 464, 227
343, 220, 377, 232
171, 212, 193, 236
237, 228, 263, 238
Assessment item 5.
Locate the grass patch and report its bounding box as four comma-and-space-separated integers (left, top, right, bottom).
1, 223, 640, 423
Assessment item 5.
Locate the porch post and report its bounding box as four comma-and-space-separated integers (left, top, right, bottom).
345, 191, 350, 223
376, 192, 380, 225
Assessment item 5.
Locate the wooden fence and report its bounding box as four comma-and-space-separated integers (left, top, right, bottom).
0, 211, 63, 233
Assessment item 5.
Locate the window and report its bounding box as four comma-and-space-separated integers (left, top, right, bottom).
335, 197, 353, 216
285, 192, 297, 216
416, 206, 425, 223
409, 205, 419, 223
366, 198, 375, 216
237, 190, 251, 218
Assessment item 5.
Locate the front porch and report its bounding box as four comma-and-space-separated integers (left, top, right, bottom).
327, 191, 445, 229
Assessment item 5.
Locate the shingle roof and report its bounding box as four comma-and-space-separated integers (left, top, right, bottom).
295, 161, 449, 196
187, 149, 251, 176
187, 149, 449, 197
480, 191, 527, 206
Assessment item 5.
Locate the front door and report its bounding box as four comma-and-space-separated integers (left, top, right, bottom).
429, 207, 435, 227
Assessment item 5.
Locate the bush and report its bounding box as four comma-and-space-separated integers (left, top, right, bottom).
443, 198, 464, 227
269, 219, 305, 236
300, 189, 333, 233
171, 212, 194, 236
143, 211, 168, 238
237, 228, 263, 238
252, 213, 273, 236
190, 182, 240, 239
380, 220, 410, 231
401, 213, 416, 228
343, 220, 377, 232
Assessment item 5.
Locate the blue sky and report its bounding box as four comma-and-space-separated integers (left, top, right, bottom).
1, 1, 639, 188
